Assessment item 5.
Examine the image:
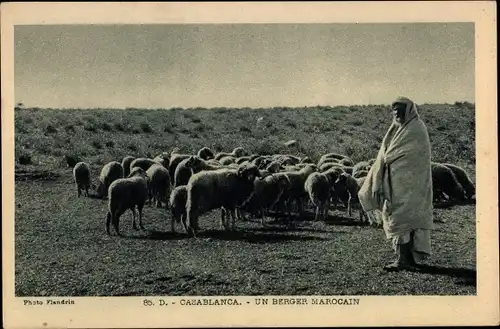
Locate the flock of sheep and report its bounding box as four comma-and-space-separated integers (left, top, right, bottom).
71, 146, 476, 238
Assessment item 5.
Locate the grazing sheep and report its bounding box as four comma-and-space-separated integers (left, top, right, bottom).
97, 161, 124, 198
220, 156, 237, 166
197, 147, 215, 160
442, 163, 475, 200
130, 158, 158, 173
73, 162, 92, 197
185, 163, 261, 237
105, 167, 149, 235
121, 156, 136, 177
146, 163, 172, 208
169, 185, 190, 234
152, 153, 170, 169
431, 162, 466, 202
304, 169, 341, 221
242, 173, 292, 226
214, 147, 246, 161
334, 172, 367, 222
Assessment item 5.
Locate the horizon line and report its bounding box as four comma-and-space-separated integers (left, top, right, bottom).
14, 101, 476, 111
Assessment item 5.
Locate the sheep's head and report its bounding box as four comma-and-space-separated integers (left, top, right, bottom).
237, 163, 261, 182
233, 147, 246, 158
324, 169, 341, 185
334, 172, 350, 186
185, 156, 203, 170
198, 147, 215, 160
266, 161, 281, 173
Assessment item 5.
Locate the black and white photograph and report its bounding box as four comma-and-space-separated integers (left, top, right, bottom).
2, 2, 498, 328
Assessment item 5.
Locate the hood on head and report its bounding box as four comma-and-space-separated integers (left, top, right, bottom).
392, 96, 419, 125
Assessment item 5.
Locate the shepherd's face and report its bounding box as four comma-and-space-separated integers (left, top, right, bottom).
392, 102, 407, 123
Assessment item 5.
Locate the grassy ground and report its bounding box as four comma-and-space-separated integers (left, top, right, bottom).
14, 103, 476, 296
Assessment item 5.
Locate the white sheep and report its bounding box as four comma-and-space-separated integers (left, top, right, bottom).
146, 163, 172, 208
304, 169, 341, 221
185, 163, 261, 237
105, 167, 149, 236
97, 161, 124, 198
73, 162, 92, 197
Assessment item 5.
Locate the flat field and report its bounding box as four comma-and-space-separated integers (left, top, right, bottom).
13, 103, 476, 296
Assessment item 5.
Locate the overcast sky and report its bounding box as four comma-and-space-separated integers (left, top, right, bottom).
14, 23, 474, 109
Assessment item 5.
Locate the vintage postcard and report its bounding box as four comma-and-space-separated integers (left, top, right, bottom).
1, 2, 498, 328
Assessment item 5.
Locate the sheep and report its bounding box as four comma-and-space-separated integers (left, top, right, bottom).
334, 172, 367, 222
105, 167, 149, 236
206, 159, 223, 167
279, 164, 317, 218
367, 158, 376, 166
185, 163, 261, 237
318, 153, 350, 166
442, 163, 475, 200
353, 170, 369, 179
174, 157, 196, 188
152, 153, 170, 169
220, 156, 237, 166
320, 162, 344, 173
338, 158, 354, 167
73, 162, 92, 197
431, 162, 466, 202
342, 166, 354, 175
241, 174, 292, 226
197, 147, 215, 160
169, 152, 192, 184
169, 185, 190, 234
276, 155, 301, 166
146, 163, 172, 208
129, 158, 158, 173
121, 156, 136, 177
97, 161, 124, 198
304, 168, 341, 221
214, 147, 246, 161
265, 161, 282, 173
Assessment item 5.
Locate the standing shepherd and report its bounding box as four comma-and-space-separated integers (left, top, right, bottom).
358, 97, 433, 272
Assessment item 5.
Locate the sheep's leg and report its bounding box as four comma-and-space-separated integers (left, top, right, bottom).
77, 186, 81, 198
106, 212, 112, 235
230, 208, 236, 231
260, 207, 267, 227
131, 207, 138, 230
85, 186, 89, 197
314, 204, 320, 222
138, 203, 145, 230
347, 197, 352, 217
180, 214, 189, 234
220, 208, 226, 230
113, 208, 126, 236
